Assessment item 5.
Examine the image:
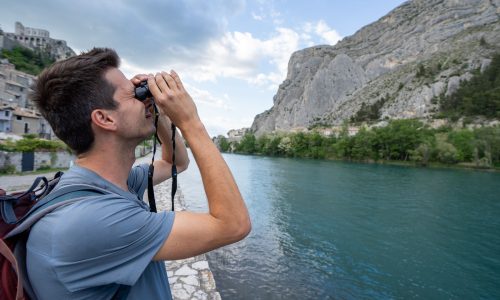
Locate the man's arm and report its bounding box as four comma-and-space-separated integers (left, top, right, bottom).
147, 71, 251, 260
152, 114, 189, 185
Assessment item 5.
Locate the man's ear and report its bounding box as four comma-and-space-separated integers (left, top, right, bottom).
90, 109, 117, 131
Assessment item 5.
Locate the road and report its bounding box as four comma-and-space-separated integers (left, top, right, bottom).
1, 150, 157, 193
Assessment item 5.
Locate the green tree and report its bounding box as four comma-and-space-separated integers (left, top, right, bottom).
373, 119, 431, 161
236, 133, 256, 154
440, 53, 500, 118
290, 132, 308, 157
410, 143, 432, 166
473, 126, 500, 166
447, 129, 474, 161
278, 136, 292, 156
217, 136, 230, 152
351, 127, 376, 160
435, 138, 459, 164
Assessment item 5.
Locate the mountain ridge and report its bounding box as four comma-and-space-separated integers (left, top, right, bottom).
250, 0, 500, 135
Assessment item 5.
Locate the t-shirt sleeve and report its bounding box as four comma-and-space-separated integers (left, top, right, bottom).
49, 196, 174, 292
127, 164, 149, 197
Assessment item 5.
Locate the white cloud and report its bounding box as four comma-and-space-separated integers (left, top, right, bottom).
252, 12, 264, 20
185, 84, 231, 110
303, 20, 342, 45
175, 27, 300, 89
118, 18, 342, 99
120, 58, 152, 79
315, 20, 342, 45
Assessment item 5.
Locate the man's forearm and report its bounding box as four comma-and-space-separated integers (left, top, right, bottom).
181, 121, 250, 238
156, 115, 189, 169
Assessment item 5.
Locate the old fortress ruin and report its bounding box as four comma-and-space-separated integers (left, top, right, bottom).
1, 21, 75, 61
0, 22, 77, 138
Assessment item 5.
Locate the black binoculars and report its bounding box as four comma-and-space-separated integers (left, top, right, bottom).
135, 81, 152, 101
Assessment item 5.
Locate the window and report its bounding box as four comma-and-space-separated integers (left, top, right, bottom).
17, 116, 22, 120
4, 111, 10, 117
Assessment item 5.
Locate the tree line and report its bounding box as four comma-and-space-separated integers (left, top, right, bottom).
218, 119, 500, 169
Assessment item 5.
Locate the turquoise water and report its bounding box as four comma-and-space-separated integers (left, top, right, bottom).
179, 152, 500, 299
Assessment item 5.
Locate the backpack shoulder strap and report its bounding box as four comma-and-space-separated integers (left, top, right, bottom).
5, 184, 109, 239
1, 176, 49, 225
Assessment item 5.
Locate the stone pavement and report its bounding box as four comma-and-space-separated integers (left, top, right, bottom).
150, 180, 222, 300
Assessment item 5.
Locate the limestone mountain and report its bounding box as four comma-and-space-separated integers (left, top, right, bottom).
251, 0, 500, 135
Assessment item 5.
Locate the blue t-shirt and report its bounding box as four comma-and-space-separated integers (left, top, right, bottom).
26, 164, 175, 300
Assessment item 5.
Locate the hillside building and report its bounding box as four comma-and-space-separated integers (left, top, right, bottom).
1, 22, 75, 61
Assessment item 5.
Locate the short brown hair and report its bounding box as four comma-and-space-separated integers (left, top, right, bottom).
31, 48, 120, 154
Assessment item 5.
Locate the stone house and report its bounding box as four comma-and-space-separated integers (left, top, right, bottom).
0, 105, 52, 138
0, 59, 36, 108
0, 106, 15, 132
227, 128, 249, 143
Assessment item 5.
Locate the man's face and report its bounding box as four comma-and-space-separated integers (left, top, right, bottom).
104, 68, 155, 142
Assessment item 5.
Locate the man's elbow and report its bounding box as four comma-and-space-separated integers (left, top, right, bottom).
230, 215, 252, 243
239, 217, 252, 240
177, 158, 190, 173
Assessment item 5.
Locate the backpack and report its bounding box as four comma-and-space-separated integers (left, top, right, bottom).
0, 173, 131, 300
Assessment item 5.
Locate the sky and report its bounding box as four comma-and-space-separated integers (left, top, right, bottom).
0, 0, 407, 137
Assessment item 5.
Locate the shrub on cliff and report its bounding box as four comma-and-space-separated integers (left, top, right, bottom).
0, 46, 55, 75
440, 53, 500, 118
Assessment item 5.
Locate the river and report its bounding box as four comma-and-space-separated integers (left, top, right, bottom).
178, 152, 500, 299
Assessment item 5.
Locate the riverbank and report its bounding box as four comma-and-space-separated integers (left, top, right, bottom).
228, 151, 500, 172
224, 120, 500, 171
346, 158, 500, 172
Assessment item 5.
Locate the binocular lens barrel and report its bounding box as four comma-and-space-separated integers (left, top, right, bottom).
135, 81, 152, 101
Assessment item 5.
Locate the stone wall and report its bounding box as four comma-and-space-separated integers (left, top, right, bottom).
34, 151, 74, 170
0, 151, 21, 172
0, 34, 20, 51
0, 150, 75, 172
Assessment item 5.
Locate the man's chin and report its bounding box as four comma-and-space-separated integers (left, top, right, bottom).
146, 125, 156, 137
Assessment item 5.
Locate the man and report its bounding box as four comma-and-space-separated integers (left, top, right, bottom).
28, 48, 251, 299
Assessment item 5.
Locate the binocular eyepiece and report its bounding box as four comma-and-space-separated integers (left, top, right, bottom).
135, 81, 152, 101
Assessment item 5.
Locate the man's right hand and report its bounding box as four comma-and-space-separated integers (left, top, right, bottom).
146, 71, 201, 131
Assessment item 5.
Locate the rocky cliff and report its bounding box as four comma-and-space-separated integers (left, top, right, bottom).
251, 0, 500, 135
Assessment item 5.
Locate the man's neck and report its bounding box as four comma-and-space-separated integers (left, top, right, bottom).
75, 141, 136, 191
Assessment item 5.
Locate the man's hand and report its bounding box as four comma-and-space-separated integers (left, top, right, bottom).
130, 73, 149, 91
147, 71, 201, 131
130, 73, 190, 184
